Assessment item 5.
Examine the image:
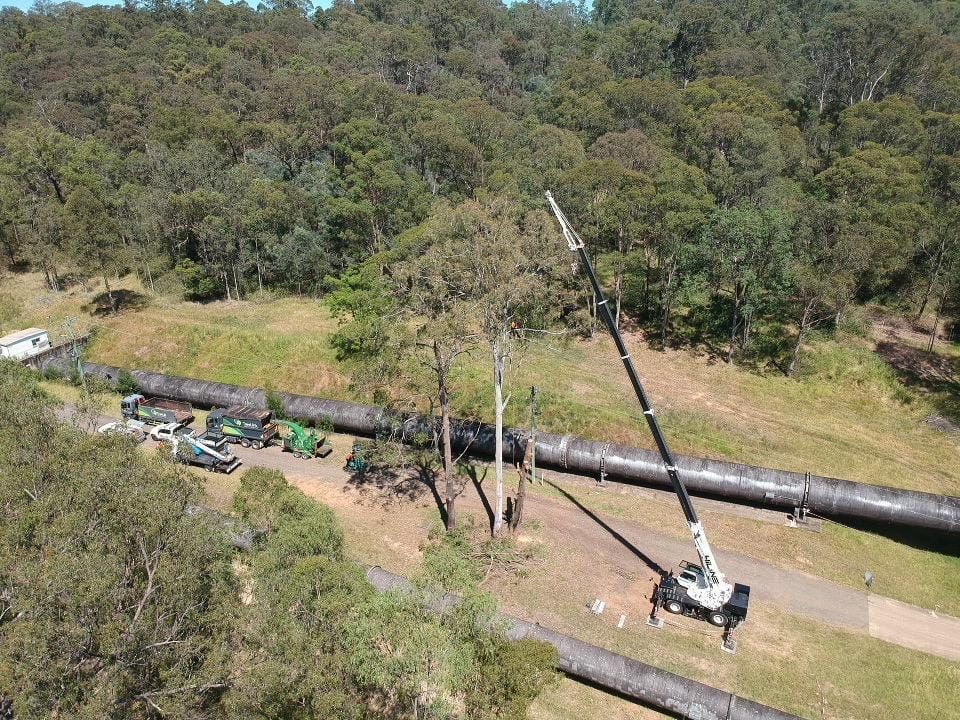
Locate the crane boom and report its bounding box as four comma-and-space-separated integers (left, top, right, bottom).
545, 191, 733, 609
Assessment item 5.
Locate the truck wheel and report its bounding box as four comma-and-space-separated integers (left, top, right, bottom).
664, 600, 683, 615
240, 438, 251, 448
204, 465, 213, 472
293, 451, 302, 459
252, 440, 263, 450
707, 611, 728, 627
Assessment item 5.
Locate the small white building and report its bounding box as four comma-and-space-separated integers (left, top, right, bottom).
0, 327, 50, 360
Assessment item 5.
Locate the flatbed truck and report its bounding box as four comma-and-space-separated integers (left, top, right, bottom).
171, 432, 241, 474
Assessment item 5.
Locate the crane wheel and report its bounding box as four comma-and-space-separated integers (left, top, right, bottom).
664, 600, 683, 615
708, 611, 728, 627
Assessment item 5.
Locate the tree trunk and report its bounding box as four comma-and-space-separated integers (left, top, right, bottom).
233, 265, 241, 301
434, 341, 456, 531
659, 261, 675, 346
915, 241, 945, 321
788, 297, 816, 377
224, 271, 232, 301
511, 462, 527, 532
728, 282, 741, 364
492, 342, 505, 537
928, 287, 947, 353
643, 252, 652, 319
103, 275, 117, 314
614, 227, 625, 330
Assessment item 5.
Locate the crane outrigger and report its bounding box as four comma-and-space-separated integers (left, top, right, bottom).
545, 191, 750, 651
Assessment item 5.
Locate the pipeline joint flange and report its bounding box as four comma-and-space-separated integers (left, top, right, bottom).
556, 434, 571, 470
597, 442, 612, 486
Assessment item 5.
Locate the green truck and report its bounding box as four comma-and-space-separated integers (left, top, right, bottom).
205, 406, 279, 449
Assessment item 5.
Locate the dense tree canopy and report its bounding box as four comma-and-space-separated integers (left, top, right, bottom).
0, 0, 958, 369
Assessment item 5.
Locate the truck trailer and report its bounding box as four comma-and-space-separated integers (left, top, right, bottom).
121, 394, 194, 426
205, 406, 278, 449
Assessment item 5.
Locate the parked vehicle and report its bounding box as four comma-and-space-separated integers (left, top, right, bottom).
169, 432, 241, 474
96, 419, 147, 443
121, 394, 194, 426
546, 191, 749, 649
149, 422, 186, 443
205, 406, 278, 449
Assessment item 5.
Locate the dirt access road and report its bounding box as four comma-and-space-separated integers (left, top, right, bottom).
65, 405, 960, 662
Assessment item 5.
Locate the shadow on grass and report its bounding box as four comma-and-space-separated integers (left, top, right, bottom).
875, 339, 960, 425
461, 463, 496, 534
345, 458, 447, 525
544, 479, 667, 579
85, 289, 151, 317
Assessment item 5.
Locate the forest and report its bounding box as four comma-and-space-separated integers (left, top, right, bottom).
2, 2, 960, 718
0, 0, 958, 375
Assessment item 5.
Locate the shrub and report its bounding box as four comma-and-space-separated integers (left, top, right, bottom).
175, 259, 219, 301
115, 369, 138, 395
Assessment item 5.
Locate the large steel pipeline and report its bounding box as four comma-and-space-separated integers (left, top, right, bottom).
79, 362, 960, 534
366, 566, 800, 720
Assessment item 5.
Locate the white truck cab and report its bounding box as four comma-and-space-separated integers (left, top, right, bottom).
676, 565, 709, 592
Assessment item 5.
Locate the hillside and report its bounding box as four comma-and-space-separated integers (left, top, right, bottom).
7, 271, 959, 498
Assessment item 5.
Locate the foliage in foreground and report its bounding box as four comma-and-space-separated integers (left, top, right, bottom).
0, 360, 236, 719
0, 367, 556, 720
230, 467, 558, 720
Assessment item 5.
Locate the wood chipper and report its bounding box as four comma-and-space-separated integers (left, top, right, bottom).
276, 419, 332, 459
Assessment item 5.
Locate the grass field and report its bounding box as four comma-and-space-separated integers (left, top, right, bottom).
41, 369, 960, 618
31, 368, 960, 720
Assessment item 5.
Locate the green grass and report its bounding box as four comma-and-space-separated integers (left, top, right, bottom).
10, 270, 956, 496
9, 270, 960, 591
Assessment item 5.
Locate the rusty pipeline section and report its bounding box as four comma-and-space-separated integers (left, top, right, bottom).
80, 363, 960, 534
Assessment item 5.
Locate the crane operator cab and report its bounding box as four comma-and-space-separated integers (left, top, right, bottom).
676, 562, 710, 593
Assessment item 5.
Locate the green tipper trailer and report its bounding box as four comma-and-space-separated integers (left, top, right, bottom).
205, 406, 278, 449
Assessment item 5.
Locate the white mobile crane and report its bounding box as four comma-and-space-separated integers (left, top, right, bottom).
545, 192, 750, 648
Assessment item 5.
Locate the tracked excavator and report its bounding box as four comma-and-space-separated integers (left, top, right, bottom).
545, 191, 750, 651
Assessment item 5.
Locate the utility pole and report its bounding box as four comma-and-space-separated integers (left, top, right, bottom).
64, 316, 86, 392
530, 386, 539, 485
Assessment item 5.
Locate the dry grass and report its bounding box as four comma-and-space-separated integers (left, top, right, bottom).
527, 478, 960, 617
